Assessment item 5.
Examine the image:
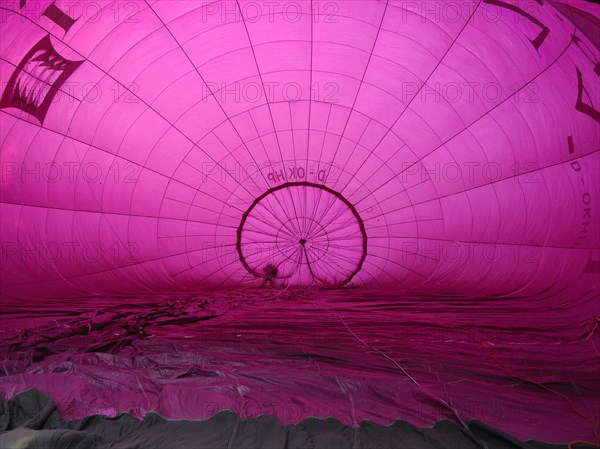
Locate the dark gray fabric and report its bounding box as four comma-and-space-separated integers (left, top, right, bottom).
0, 389, 591, 449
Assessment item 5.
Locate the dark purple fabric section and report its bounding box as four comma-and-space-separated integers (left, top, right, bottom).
0, 388, 583, 449
1, 290, 599, 444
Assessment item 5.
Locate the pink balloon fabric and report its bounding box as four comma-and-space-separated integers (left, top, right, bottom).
1, 0, 599, 298
1, 1, 600, 445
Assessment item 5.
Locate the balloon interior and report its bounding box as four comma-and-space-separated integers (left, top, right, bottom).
0, 1, 599, 447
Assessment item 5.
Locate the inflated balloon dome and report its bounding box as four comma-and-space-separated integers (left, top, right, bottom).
1, 0, 598, 297
1, 1, 600, 447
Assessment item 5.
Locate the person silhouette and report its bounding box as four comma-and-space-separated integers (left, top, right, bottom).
261, 263, 279, 287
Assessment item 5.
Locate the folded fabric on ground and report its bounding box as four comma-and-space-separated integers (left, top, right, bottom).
0, 389, 588, 449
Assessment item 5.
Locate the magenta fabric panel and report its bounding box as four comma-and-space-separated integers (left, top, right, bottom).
1, 0, 599, 298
